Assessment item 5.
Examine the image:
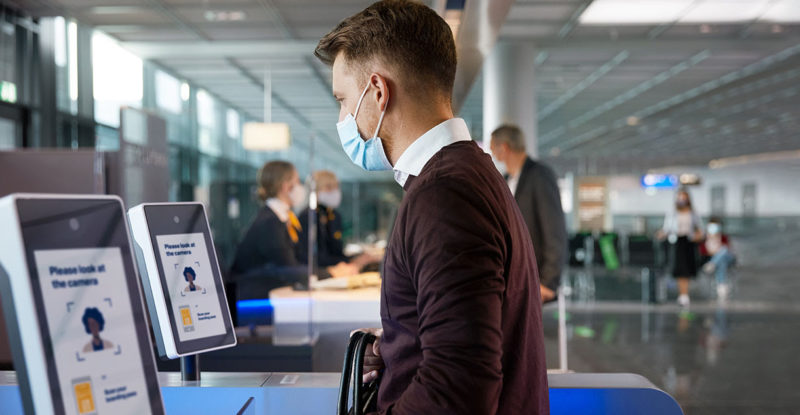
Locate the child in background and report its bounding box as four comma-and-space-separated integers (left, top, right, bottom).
701, 217, 736, 300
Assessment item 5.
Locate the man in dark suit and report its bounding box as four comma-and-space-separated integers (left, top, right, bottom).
490, 124, 567, 303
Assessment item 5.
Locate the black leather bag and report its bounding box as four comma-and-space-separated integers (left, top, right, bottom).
338, 331, 380, 415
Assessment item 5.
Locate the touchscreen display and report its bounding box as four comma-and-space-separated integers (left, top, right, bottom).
34, 247, 153, 415
154, 233, 226, 342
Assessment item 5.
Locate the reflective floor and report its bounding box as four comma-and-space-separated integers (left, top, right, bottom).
544, 229, 800, 414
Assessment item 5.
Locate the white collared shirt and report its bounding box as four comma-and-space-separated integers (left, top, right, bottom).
392, 118, 472, 187
266, 198, 290, 223
507, 172, 521, 196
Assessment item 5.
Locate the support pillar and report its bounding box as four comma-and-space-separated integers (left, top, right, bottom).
482, 41, 537, 157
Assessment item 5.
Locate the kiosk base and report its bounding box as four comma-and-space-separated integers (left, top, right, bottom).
181, 354, 201, 381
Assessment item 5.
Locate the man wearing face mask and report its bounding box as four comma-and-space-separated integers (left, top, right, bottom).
315, 1, 549, 414
490, 124, 567, 304
296, 170, 377, 271
230, 161, 356, 301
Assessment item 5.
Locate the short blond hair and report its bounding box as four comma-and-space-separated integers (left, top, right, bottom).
313, 170, 339, 192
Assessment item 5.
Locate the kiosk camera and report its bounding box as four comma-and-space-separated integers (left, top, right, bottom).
0, 194, 165, 415
127, 203, 236, 379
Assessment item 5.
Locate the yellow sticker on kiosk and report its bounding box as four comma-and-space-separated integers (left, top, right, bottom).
72, 377, 97, 415
179, 305, 195, 332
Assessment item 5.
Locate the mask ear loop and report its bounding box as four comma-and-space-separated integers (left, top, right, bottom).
353, 82, 371, 119
372, 96, 388, 139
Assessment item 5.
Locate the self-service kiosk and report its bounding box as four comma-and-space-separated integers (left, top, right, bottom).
0, 194, 165, 415
127, 202, 236, 380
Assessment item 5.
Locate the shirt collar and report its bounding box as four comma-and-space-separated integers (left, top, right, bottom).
266, 198, 290, 223
392, 118, 472, 187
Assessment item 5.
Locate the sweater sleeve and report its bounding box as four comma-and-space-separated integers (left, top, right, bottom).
378, 181, 506, 414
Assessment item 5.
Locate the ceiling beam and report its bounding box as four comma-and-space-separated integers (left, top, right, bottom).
144, 0, 211, 41
645, 0, 701, 40
534, 37, 800, 51
538, 50, 629, 120
737, 0, 781, 39
557, 0, 594, 39
122, 40, 318, 59
541, 49, 712, 146
551, 55, 800, 159
121, 37, 800, 61
254, 0, 294, 39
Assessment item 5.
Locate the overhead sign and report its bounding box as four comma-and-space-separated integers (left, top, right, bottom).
641, 174, 678, 189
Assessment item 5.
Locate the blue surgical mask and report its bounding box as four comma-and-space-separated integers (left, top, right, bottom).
336, 82, 392, 171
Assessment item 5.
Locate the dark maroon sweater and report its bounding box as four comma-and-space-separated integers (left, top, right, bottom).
376, 140, 549, 414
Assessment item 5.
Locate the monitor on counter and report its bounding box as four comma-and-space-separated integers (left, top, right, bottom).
127, 202, 236, 359
0, 194, 164, 415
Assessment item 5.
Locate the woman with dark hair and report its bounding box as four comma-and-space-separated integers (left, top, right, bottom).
81, 307, 113, 352
182, 266, 203, 292
657, 188, 704, 307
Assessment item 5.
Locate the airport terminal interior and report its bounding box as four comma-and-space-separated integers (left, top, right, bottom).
1, 0, 799, 414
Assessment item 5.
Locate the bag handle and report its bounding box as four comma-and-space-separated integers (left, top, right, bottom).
338, 331, 377, 415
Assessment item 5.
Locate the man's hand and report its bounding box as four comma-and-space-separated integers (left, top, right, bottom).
540, 285, 555, 303
328, 262, 360, 278
350, 328, 384, 383
351, 252, 382, 269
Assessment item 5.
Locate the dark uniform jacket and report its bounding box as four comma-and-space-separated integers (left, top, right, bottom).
296, 204, 349, 267
512, 157, 567, 291
377, 141, 549, 414
229, 206, 307, 300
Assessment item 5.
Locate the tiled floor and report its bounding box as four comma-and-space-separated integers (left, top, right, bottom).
545, 229, 800, 414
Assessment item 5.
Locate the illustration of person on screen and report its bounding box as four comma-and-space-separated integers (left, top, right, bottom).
81, 307, 114, 353
183, 266, 203, 293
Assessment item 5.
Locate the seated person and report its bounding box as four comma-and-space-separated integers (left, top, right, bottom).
296, 170, 379, 271
700, 217, 736, 299
230, 161, 355, 300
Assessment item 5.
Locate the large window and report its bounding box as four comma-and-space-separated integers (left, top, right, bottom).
92, 31, 142, 127
226, 109, 240, 140
0, 118, 15, 149
0, 12, 17, 105
53, 17, 78, 114
155, 70, 182, 115
197, 89, 220, 156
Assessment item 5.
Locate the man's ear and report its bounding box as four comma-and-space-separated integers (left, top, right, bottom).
369, 73, 391, 112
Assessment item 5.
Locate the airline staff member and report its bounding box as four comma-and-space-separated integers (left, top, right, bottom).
230, 161, 354, 300
296, 170, 377, 270
314, 1, 549, 414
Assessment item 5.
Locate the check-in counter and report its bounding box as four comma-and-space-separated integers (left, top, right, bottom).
269, 285, 381, 325
0, 370, 683, 414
